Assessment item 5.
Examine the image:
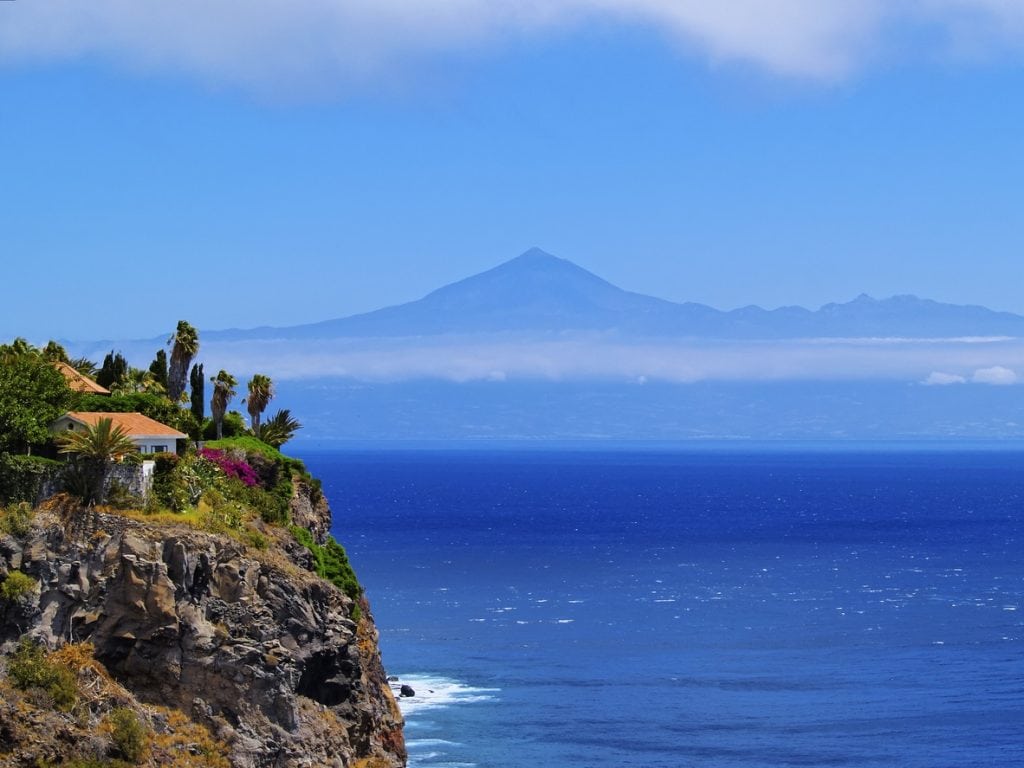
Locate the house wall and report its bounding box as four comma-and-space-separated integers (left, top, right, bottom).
135, 438, 176, 454
50, 417, 179, 455
104, 461, 155, 500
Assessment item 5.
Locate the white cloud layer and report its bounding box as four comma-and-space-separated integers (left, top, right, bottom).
923, 371, 967, 385
3, 1, 1024, 93
971, 365, 1018, 385
73, 334, 1022, 384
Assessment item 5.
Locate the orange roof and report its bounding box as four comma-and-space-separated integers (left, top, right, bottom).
63, 412, 187, 439
54, 362, 110, 395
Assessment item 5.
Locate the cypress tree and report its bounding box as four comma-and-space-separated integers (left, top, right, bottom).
190, 363, 205, 422
96, 351, 128, 389
148, 349, 169, 391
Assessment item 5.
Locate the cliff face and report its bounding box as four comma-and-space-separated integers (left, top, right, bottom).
0, 490, 405, 767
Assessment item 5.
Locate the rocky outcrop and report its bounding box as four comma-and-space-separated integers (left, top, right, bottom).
0, 495, 405, 767
289, 477, 331, 546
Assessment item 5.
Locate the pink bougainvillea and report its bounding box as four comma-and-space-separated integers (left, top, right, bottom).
198, 448, 259, 487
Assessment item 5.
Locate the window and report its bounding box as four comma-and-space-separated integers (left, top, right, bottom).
152, 445, 168, 454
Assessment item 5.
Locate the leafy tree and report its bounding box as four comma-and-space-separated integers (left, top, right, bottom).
0, 338, 37, 361
0, 351, 73, 453
210, 370, 238, 440
257, 409, 302, 448
244, 374, 273, 433
57, 417, 137, 504
189, 362, 205, 422
167, 321, 199, 403
148, 349, 168, 391
96, 350, 129, 390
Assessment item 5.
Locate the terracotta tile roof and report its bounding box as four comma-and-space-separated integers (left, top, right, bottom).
63, 412, 188, 439
53, 362, 110, 395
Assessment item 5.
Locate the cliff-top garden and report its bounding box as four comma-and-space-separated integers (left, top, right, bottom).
0, 322, 360, 605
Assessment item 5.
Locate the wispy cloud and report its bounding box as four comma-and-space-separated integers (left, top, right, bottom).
3, 1, 1024, 94
923, 371, 967, 385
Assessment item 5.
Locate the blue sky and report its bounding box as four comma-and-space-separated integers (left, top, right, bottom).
2, 2, 1024, 342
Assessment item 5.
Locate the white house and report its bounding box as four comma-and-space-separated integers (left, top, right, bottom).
51, 411, 187, 455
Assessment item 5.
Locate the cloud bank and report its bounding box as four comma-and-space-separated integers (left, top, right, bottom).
971, 365, 1018, 385
93, 334, 1023, 384
3, 1, 1024, 93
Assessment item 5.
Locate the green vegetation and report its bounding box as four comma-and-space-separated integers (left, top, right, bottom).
0, 454, 61, 504
0, 570, 36, 602
148, 349, 169, 392
96, 351, 129, 391
244, 374, 274, 433
0, 501, 35, 535
7, 637, 78, 711
201, 410, 246, 441
289, 525, 363, 618
0, 326, 357, 611
57, 418, 138, 505
108, 707, 149, 763
168, 320, 199, 403
256, 409, 303, 449
209, 370, 238, 440
190, 362, 205, 422
0, 341, 73, 454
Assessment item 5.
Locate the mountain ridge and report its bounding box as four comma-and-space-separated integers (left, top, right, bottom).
194, 248, 1024, 341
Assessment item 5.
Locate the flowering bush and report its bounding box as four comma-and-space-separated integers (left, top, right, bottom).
197, 448, 259, 488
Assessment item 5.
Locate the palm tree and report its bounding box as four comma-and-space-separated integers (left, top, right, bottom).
112, 367, 164, 395
167, 320, 199, 403
57, 417, 138, 504
41, 341, 69, 363
68, 356, 98, 377
256, 409, 302, 448
244, 374, 274, 433
210, 370, 238, 440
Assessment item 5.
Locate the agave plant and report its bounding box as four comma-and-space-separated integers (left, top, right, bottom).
257, 409, 302, 448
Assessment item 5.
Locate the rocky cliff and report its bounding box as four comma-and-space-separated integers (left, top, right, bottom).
0, 488, 405, 767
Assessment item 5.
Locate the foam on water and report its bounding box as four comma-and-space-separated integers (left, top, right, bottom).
390, 674, 499, 718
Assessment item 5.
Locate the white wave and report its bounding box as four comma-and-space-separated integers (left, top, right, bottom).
391, 674, 499, 717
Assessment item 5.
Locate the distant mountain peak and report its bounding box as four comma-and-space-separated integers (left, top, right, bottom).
199, 249, 1024, 342
515, 246, 559, 261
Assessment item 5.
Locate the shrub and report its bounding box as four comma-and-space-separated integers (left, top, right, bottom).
242, 528, 269, 550
198, 488, 244, 533
151, 452, 180, 509
289, 526, 363, 619
0, 501, 34, 536
105, 480, 141, 510
205, 435, 287, 462
201, 411, 246, 440
0, 570, 36, 602
108, 707, 148, 763
0, 453, 61, 504
197, 448, 258, 487
6, 637, 78, 711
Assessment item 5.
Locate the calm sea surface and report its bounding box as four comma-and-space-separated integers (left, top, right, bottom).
299, 449, 1024, 768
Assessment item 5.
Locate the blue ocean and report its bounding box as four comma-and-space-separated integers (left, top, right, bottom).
299, 449, 1024, 768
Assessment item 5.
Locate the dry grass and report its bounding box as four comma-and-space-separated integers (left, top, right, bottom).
148, 707, 232, 768
351, 758, 395, 768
